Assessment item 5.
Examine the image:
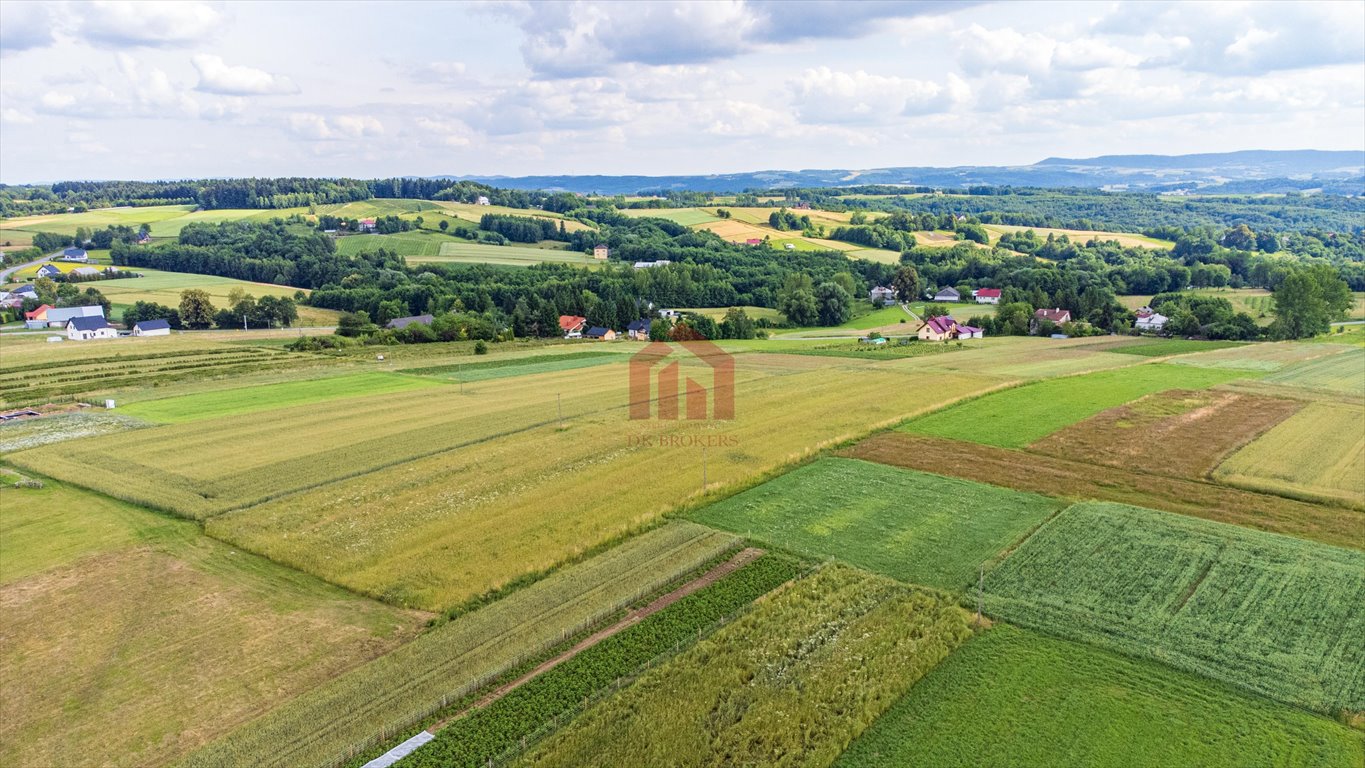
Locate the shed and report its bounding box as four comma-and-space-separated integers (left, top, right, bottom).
933, 287, 961, 302
385, 314, 435, 330
133, 319, 172, 336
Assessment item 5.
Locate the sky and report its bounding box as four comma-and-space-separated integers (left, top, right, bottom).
1, 0, 1362, 183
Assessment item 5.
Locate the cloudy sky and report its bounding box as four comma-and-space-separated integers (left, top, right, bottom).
1, 0, 1362, 183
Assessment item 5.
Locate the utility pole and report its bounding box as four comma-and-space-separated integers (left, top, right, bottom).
976, 563, 984, 624
557, 393, 563, 425
702, 446, 708, 489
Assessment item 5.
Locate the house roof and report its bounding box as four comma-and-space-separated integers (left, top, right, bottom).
975, 288, 1002, 298
72, 267, 100, 276
627, 319, 650, 332
1034, 308, 1071, 322
47, 305, 105, 323
585, 326, 612, 337
957, 324, 983, 334
24, 304, 53, 319
63, 247, 87, 257
1136, 313, 1168, 324
14, 284, 36, 295
745, 238, 762, 245
385, 314, 435, 329
134, 319, 171, 331
558, 314, 587, 332
37, 264, 61, 274
67, 316, 111, 332
924, 315, 957, 335
934, 287, 960, 298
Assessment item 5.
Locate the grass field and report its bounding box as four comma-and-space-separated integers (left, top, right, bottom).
76, 267, 336, 325
334, 231, 465, 257
516, 566, 973, 768
1107, 339, 1246, 357
0, 475, 422, 768
180, 522, 738, 768
837, 624, 1364, 768
1169, 340, 1347, 371
844, 433, 1365, 551
1214, 402, 1365, 509
982, 502, 1365, 714
982, 224, 1174, 250
618, 208, 720, 226
119, 372, 446, 423
689, 458, 1060, 590
0, 411, 147, 453
1262, 347, 1365, 397
891, 335, 1146, 379
903, 363, 1255, 448
409, 241, 599, 267
1031, 389, 1302, 480
402, 351, 623, 382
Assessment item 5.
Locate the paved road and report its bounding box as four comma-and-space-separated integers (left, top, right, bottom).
0, 252, 56, 283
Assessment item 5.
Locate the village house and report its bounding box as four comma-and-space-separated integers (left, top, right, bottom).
932, 287, 961, 302
918, 315, 958, 341
1034, 307, 1072, 325
59, 247, 89, 262
23, 304, 53, 329
744, 238, 763, 247
626, 319, 651, 340
869, 286, 898, 304
13, 284, 37, 298
44, 305, 105, 329
956, 324, 984, 339
633, 260, 671, 269
973, 288, 1002, 304
132, 319, 172, 336
475, 196, 491, 206
358, 218, 377, 233
36, 264, 62, 279
593, 244, 610, 259
1134, 307, 1168, 333
66, 316, 116, 341
385, 314, 435, 330
585, 327, 616, 341
559, 314, 587, 338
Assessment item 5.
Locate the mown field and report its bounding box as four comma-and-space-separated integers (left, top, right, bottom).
903, 363, 1255, 447
837, 624, 1364, 768
516, 566, 973, 768
1106, 339, 1246, 357
333, 230, 464, 257
1214, 401, 1365, 508
411, 241, 599, 267
982, 502, 1365, 714
401, 350, 624, 382
180, 522, 738, 768
690, 458, 1060, 590
982, 223, 1174, 249
1262, 347, 1365, 397
0, 474, 422, 768
120, 371, 445, 423
890, 334, 1147, 379
1169, 340, 1346, 371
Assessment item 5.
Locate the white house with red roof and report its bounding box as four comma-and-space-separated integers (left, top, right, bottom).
973, 288, 1002, 304
1034, 307, 1072, 324
559, 314, 587, 338
358, 218, 377, 233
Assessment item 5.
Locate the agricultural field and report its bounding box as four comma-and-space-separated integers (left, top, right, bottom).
0, 410, 147, 453
896, 334, 1147, 379
1168, 340, 1346, 371
619, 207, 720, 226
1031, 389, 1303, 480
1214, 402, 1365, 508
844, 433, 1365, 551
333, 230, 465, 257
981, 502, 1365, 714
689, 458, 1060, 590
1106, 338, 1246, 357
180, 522, 739, 768
0, 474, 422, 768
120, 371, 445, 423
431, 201, 594, 232
903, 363, 1255, 448
401, 350, 624, 382
669, 305, 786, 324
982, 223, 1174, 250
80, 267, 336, 325
516, 566, 973, 768
837, 625, 1364, 768
410, 241, 600, 267
1262, 347, 1365, 397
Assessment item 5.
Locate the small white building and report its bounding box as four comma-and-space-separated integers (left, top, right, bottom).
476, 196, 491, 206
67, 316, 117, 341
973, 288, 1002, 305
593, 244, 610, 259
1135, 312, 1168, 333
869, 286, 897, 304
133, 319, 172, 336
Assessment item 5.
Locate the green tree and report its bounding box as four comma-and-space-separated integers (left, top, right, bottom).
335, 310, 373, 337
439, 219, 449, 231
779, 289, 819, 326
178, 288, 216, 329
995, 302, 1033, 336
814, 282, 852, 326
891, 265, 920, 303
376, 299, 406, 326
648, 318, 671, 342
1270, 265, 1352, 339
719, 308, 755, 339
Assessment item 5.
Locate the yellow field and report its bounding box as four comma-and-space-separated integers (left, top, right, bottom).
1214, 401, 1365, 509
982, 224, 1174, 250
0, 475, 422, 768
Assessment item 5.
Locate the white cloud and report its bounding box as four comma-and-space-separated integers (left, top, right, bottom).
789, 67, 967, 124
74, 1, 221, 48
1, 108, 35, 124
0, 2, 56, 54
287, 112, 384, 141
193, 55, 299, 95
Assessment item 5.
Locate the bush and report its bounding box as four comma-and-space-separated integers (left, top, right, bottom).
474, 340, 488, 355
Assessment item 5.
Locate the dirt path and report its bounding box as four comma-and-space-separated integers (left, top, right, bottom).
427, 546, 764, 734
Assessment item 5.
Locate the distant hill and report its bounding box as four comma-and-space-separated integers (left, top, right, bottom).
442, 150, 1365, 196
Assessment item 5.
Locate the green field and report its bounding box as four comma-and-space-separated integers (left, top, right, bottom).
619, 208, 720, 226
413, 242, 599, 267
690, 458, 1060, 590
1214, 402, 1365, 508
402, 351, 624, 382
65, 267, 335, 325
837, 624, 1363, 768
517, 566, 972, 768
982, 502, 1365, 713
334, 231, 465, 257
903, 364, 1255, 448
1263, 347, 1365, 397
1108, 339, 1247, 357
180, 522, 738, 768
119, 372, 445, 423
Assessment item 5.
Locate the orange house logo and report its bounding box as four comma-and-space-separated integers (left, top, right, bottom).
629, 340, 735, 420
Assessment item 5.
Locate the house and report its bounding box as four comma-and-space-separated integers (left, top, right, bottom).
358, 218, 377, 233
71, 267, 101, 277
59, 248, 89, 262
66, 316, 116, 340
45, 305, 106, 328
793, 201, 811, 210
918, 315, 958, 341
132, 319, 172, 336
13, 284, 37, 297
1135, 312, 1168, 333
1033, 307, 1072, 325
36, 264, 62, 279
585, 326, 616, 341
932, 287, 961, 302
784, 243, 795, 250
626, 319, 651, 340
137, 234, 152, 245
633, 260, 671, 269
559, 314, 587, 338
744, 238, 763, 247
476, 196, 491, 206
23, 303, 53, 328
593, 244, 609, 259
385, 314, 435, 330
957, 324, 984, 339
973, 288, 1002, 304
869, 286, 898, 304
658, 309, 681, 320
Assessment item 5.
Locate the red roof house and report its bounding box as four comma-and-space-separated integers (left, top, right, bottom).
1034, 308, 1072, 324
558, 315, 587, 336
745, 238, 762, 246
24, 304, 53, 321
973, 288, 1002, 304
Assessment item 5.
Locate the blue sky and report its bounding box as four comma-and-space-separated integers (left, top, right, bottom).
1, 0, 1362, 182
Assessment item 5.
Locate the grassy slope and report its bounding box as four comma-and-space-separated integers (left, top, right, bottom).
837, 624, 1363, 768
1263, 348, 1365, 397
903, 363, 1255, 447
690, 457, 1061, 591
119, 371, 446, 423
1214, 401, 1365, 508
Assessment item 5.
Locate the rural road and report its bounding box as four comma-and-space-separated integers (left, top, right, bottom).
0, 326, 337, 336
0, 252, 57, 283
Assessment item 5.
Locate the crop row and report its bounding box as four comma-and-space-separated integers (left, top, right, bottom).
405, 552, 807, 768
516, 564, 975, 768
400, 350, 619, 377
175, 522, 741, 768
0, 354, 287, 391
4, 345, 286, 375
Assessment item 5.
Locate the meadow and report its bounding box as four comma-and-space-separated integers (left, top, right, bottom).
689, 458, 1060, 590
1214, 402, 1365, 508
415, 241, 599, 267
891, 334, 1147, 379
402, 350, 624, 382
836, 625, 1364, 768
1262, 347, 1365, 397
981, 223, 1174, 249
66, 267, 335, 325
1106, 339, 1246, 357
1168, 340, 1346, 371
333, 230, 463, 258
982, 502, 1365, 714
0, 474, 422, 768
516, 566, 973, 768
119, 371, 445, 423
180, 522, 738, 768
902, 363, 1255, 448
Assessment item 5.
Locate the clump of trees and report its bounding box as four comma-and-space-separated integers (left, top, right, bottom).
176, 287, 298, 330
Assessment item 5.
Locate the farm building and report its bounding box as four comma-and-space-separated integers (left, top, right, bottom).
476, 196, 491, 205
36, 264, 62, 279
0, 291, 14, 309
745, 238, 763, 247
918, 315, 958, 342
13, 284, 37, 298
593, 245, 610, 259
71, 267, 101, 277
973, 288, 1002, 304
626, 319, 651, 340
23, 304, 53, 329
559, 315, 587, 338
66, 316, 116, 341
385, 314, 435, 330
659, 309, 681, 320
957, 324, 984, 339
585, 327, 616, 340
59, 248, 89, 262
358, 218, 377, 233
45, 305, 105, 328
1135, 311, 1168, 333
132, 319, 172, 336
932, 287, 961, 302
869, 286, 898, 303
633, 260, 671, 269
1034, 307, 1072, 324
